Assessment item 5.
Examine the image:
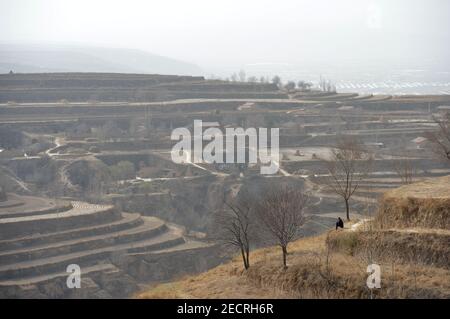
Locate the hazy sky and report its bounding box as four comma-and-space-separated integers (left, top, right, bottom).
1, 0, 449, 69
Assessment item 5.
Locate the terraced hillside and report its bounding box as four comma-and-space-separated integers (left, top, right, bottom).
1, 72, 450, 298
138, 176, 450, 299
0, 193, 222, 298
328, 175, 450, 267
0, 73, 282, 103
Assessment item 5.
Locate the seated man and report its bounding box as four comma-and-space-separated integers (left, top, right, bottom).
335, 217, 344, 230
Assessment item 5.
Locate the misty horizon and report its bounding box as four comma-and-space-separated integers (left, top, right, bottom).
1, 0, 450, 303
1, 0, 450, 93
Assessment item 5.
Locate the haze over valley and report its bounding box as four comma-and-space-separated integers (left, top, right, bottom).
0, 0, 449, 301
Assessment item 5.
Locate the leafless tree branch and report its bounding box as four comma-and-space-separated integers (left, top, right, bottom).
322, 135, 372, 220
256, 185, 308, 268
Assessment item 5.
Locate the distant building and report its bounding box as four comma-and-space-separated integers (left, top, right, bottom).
411, 136, 427, 149
338, 105, 354, 111
412, 136, 427, 144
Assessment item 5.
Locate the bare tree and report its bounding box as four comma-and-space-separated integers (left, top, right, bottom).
284, 81, 296, 91
425, 112, 450, 162
271, 75, 282, 88
393, 156, 416, 184
238, 69, 246, 82
319, 76, 336, 93
213, 192, 254, 270
297, 80, 313, 91
323, 136, 372, 221
256, 185, 308, 268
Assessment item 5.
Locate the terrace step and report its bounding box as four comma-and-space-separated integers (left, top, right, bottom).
0, 216, 167, 265
0, 222, 185, 280
129, 239, 211, 257
0, 202, 120, 240
0, 212, 143, 251
0, 202, 73, 219
125, 225, 186, 254
0, 263, 118, 288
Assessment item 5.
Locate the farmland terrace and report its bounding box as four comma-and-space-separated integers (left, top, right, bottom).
1, 72, 450, 297
0, 193, 222, 298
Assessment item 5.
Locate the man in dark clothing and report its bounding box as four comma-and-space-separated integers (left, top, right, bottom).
336, 217, 344, 230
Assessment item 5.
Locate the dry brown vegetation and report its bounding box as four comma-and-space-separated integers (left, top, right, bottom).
385, 175, 450, 199
137, 230, 450, 299
327, 228, 450, 270
375, 176, 450, 230
137, 176, 450, 299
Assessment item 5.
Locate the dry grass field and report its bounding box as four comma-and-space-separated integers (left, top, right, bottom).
137, 230, 450, 299
137, 176, 450, 299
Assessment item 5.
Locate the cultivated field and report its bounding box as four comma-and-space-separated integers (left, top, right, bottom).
1, 73, 449, 298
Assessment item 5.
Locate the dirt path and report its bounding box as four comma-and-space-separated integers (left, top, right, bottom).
45, 136, 62, 157
343, 219, 450, 236
349, 219, 372, 231
183, 151, 229, 177
0, 166, 32, 193
303, 176, 377, 204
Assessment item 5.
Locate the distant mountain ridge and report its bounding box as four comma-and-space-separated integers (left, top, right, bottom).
0, 44, 203, 76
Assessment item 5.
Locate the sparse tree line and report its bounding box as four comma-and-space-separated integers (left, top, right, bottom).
213, 136, 374, 270
213, 184, 309, 269
319, 76, 336, 93
206, 71, 332, 92
212, 112, 450, 271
